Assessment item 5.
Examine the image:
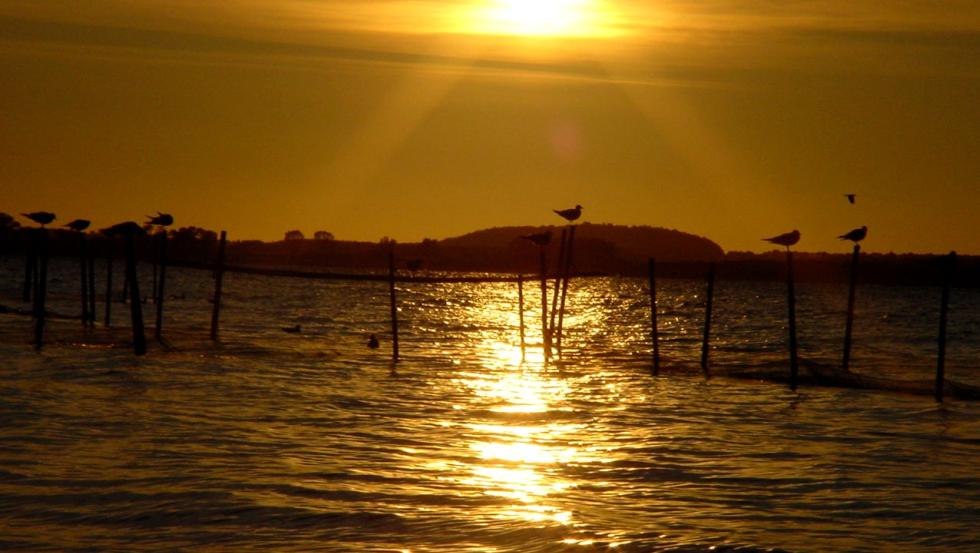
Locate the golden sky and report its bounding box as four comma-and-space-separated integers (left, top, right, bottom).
1, 1, 978, 252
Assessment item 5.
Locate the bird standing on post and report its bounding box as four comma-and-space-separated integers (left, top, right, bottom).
763, 230, 801, 249
65, 219, 91, 232
22, 212, 56, 226
839, 226, 868, 242
553, 205, 582, 223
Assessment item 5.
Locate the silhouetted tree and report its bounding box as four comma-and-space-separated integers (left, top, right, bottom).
284, 230, 305, 241
313, 230, 334, 241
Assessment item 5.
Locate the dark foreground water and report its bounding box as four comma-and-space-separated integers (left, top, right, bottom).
1, 257, 978, 552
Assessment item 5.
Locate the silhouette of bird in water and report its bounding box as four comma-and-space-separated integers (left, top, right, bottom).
553, 205, 582, 222
64, 219, 91, 232
763, 230, 800, 249
102, 221, 146, 236
838, 226, 868, 242
367, 334, 380, 349
282, 324, 301, 333
146, 212, 174, 226
21, 212, 56, 226
844, 194, 856, 204
520, 231, 552, 246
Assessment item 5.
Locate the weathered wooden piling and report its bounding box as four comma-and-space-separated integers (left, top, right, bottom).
539, 248, 551, 359
23, 232, 35, 303
121, 273, 129, 303
842, 244, 860, 372
104, 254, 113, 327
518, 274, 526, 361
32, 229, 49, 351
151, 251, 158, 305
648, 257, 660, 375
550, 228, 568, 335
210, 230, 227, 341
87, 247, 96, 325
388, 248, 399, 363
936, 251, 956, 402
700, 263, 715, 377
78, 234, 89, 325
556, 225, 575, 356
154, 231, 168, 340
786, 250, 799, 390
123, 233, 146, 355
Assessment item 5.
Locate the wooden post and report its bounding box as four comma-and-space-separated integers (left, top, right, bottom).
32, 229, 48, 351
154, 231, 168, 340
700, 263, 715, 377
549, 228, 567, 335
104, 252, 113, 328
388, 247, 399, 363
87, 246, 96, 325
151, 246, 158, 304
210, 230, 227, 341
648, 257, 660, 375
787, 249, 799, 390
539, 248, 550, 360
518, 274, 526, 361
936, 251, 956, 402
556, 225, 575, 356
23, 231, 35, 303
842, 245, 860, 372
78, 233, 89, 325
121, 272, 129, 303
124, 233, 146, 355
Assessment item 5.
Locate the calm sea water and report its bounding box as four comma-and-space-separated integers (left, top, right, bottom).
1, 257, 978, 552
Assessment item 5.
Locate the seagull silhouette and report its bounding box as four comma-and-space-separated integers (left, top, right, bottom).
838, 226, 867, 242
102, 221, 146, 236
64, 219, 91, 232
553, 205, 582, 222
21, 212, 56, 226
763, 229, 800, 248
844, 194, 856, 204
146, 212, 174, 226
520, 231, 552, 246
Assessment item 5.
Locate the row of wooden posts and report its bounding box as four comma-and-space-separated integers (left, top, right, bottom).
18, 228, 959, 401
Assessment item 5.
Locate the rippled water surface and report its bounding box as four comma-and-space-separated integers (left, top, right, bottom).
1, 258, 979, 552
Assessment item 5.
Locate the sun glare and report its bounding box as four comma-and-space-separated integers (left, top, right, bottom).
466, 0, 614, 38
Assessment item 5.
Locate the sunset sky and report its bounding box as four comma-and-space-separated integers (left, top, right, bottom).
1, 1, 978, 253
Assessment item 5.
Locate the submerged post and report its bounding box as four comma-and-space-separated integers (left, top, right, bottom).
154, 231, 168, 340
787, 249, 799, 390
32, 229, 49, 351
210, 230, 227, 341
700, 263, 715, 377
124, 233, 146, 355
539, 248, 550, 360
936, 251, 956, 402
388, 247, 399, 363
648, 257, 660, 375
556, 226, 575, 356
104, 252, 113, 327
842, 245, 861, 371
518, 274, 526, 361
78, 233, 89, 325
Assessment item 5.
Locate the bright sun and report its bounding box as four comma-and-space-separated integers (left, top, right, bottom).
467, 0, 611, 37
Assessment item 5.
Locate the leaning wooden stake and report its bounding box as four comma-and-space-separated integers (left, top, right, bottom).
32, 229, 49, 351
842, 245, 861, 371
104, 253, 113, 327
539, 248, 551, 360
786, 249, 799, 390
549, 228, 568, 335
648, 257, 660, 375
388, 248, 400, 363
210, 231, 227, 341
700, 263, 715, 377
518, 274, 526, 361
78, 233, 89, 325
556, 225, 575, 356
936, 251, 956, 402
124, 233, 146, 356
154, 231, 168, 340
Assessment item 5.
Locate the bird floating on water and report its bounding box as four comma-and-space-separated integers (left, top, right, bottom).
367, 334, 380, 349
763, 229, 800, 248
844, 194, 856, 204
64, 219, 91, 232
553, 205, 582, 222
838, 226, 868, 243
146, 212, 174, 226
102, 221, 146, 236
21, 212, 56, 226
520, 231, 552, 246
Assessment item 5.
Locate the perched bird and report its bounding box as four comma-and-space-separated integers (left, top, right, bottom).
21, 212, 56, 226
844, 194, 856, 204
367, 334, 380, 349
553, 204, 582, 222
763, 229, 801, 248
102, 221, 146, 236
64, 219, 91, 232
838, 226, 868, 242
282, 324, 302, 334
146, 212, 174, 226
520, 231, 552, 246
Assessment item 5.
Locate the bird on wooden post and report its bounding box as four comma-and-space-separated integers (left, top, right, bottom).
763, 229, 801, 250
553, 205, 582, 223
21, 212, 56, 227
65, 219, 91, 232
839, 226, 867, 243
